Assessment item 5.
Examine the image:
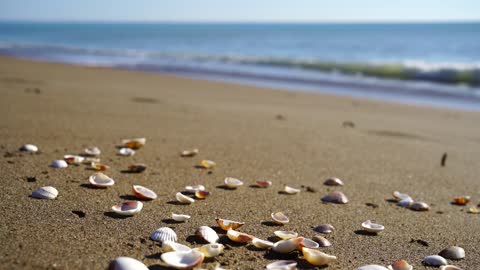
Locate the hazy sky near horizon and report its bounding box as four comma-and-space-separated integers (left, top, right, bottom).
1, 0, 479, 22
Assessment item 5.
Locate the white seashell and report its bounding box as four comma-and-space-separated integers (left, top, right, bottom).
108, 256, 149, 270
440, 266, 464, 270
84, 146, 101, 156
216, 218, 245, 231
171, 213, 191, 222
299, 238, 319, 249
161, 250, 204, 269
321, 191, 348, 204
224, 177, 243, 188
397, 197, 414, 207
162, 240, 191, 252
266, 260, 297, 270
392, 191, 412, 201
356, 265, 389, 270
387, 260, 412, 270
63, 155, 85, 165
323, 177, 344, 186
272, 237, 304, 254
256, 180, 272, 188
111, 201, 143, 216
196, 243, 224, 258
150, 227, 178, 243
312, 235, 331, 247
422, 255, 447, 266
185, 185, 205, 192
132, 185, 157, 200
196, 226, 219, 244
31, 186, 58, 199
51, 160, 68, 168
118, 147, 135, 156
122, 138, 146, 149
438, 246, 465, 260
410, 201, 430, 211
89, 172, 114, 188
226, 229, 253, 243
176, 192, 194, 204
251, 238, 274, 249
361, 220, 384, 233
271, 212, 289, 225
313, 224, 335, 234
180, 148, 199, 157
20, 144, 38, 153
284, 186, 300, 194
302, 247, 336, 266
274, 230, 298, 240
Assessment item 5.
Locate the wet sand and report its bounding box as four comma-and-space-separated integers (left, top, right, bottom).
0, 56, 479, 269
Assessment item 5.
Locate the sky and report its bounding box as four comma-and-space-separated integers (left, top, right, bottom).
0, 0, 479, 22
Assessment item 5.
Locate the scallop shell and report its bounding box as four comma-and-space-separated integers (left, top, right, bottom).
387, 260, 413, 270
89, 172, 115, 188
284, 186, 300, 194
312, 235, 331, 247
356, 265, 389, 270
224, 177, 243, 188
197, 243, 224, 258
422, 255, 447, 266
313, 224, 335, 234
226, 229, 253, 243
302, 247, 337, 266
274, 230, 298, 240
452, 196, 470, 205
299, 238, 320, 249
392, 191, 412, 201
132, 185, 157, 200
31, 186, 58, 199
410, 201, 430, 211
91, 162, 110, 171
271, 212, 289, 225
161, 250, 204, 269
272, 237, 304, 254
256, 180, 272, 188
439, 266, 464, 270
323, 177, 344, 186
251, 238, 274, 249
176, 192, 195, 204
195, 190, 210, 199
127, 163, 147, 173
321, 191, 348, 204
51, 160, 68, 168
63, 155, 85, 165
111, 201, 143, 216
266, 260, 297, 270
180, 148, 199, 157
216, 218, 245, 231
361, 220, 384, 233
84, 146, 101, 156
200, 159, 216, 169
108, 256, 149, 270
20, 144, 38, 153
150, 227, 178, 243
185, 185, 205, 192
196, 226, 219, 244
118, 147, 135, 156
162, 240, 191, 252
172, 213, 191, 222
122, 138, 146, 149
397, 197, 414, 207
438, 246, 465, 260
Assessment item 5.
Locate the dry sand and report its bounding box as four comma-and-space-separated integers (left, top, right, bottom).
0, 56, 479, 269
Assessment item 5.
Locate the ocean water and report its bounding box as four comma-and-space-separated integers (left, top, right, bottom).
1, 22, 480, 109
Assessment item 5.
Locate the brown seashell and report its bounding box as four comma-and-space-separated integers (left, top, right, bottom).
216, 218, 245, 231
388, 260, 413, 270
195, 190, 211, 199
452, 196, 470, 206
323, 177, 344, 186
122, 138, 146, 149
438, 246, 465, 260
127, 163, 147, 173
321, 191, 348, 204
313, 224, 335, 234
312, 235, 331, 247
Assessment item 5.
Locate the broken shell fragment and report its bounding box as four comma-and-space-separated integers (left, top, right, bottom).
410, 201, 430, 211
438, 246, 465, 260
467, 207, 479, 214
323, 177, 344, 186
356, 265, 389, 270
197, 243, 224, 258
387, 260, 413, 270
274, 230, 298, 240
20, 144, 38, 153
111, 201, 143, 216
195, 190, 210, 199
299, 238, 320, 249
161, 249, 204, 269
224, 177, 243, 188
118, 147, 135, 156
284, 186, 300, 194
251, 238, 274, 249
200, 159, 216, 169
272, 237, 304, 254
88, 172, 115, 188
226, 229, 253, 243
122, 138, 146, 149
162, 240, 191, 252
312, 235, 331, 247
302, 247, 337, 266
63, 155, 85, 165
185, 185, 205, 192
51, 160, 68, 168
108, 256, 149, 270
180, 148, 199, 157
31, 186, 58, 199
452, 196, 470, 205
91, 162, 110, 171
150, 227, 178, 243
422, 255, 447, 266
313, 224, 335, 234
196, 226, 219, 244
216, 218, 245, 231
271, 212, 289, 225
83, 157, 100, 164
171, 213, 191, 222
321, 191, 348, 204
176, 192, 195, 204
127, 163, 147, 173
84, 146, 101, 156
266, 260, 297, 270
392, 191, 412, 201
256, 180, 272, 188
361, 220, 384, 234
132, 185, 157, 200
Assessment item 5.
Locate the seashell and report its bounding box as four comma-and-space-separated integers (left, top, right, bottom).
185, 185, 205, 192
467, 207, 479, 214
266, 260, 297, 270
251, 238, 274, 249
180, 148, 199, 157
127, 163, 147, 173
321, 191, 348, 204
88, 172, 114, 188
272, 237, 304, 254
387, 260, 412, 270
256, 180, 272, 188
392, 191, 412, 201
271, 212, 289, 225
111, 201, 143, 216
226, 229, 253, 243
172, 213, 191, 222
302, 247, 337, 266
284, 186, 300, 194
83, 157, 100, 164
108, 256, 149, 270
438, 246, 465, 260
313, 224, 335, 234
299, 238, 320, 249
162, 240, 191, 252
150, 227, 178, 243
200, 159, 216, 169
323, 177, 344, 186
356, 265, 389, 270
161, 249, 204, 269
274, 230, 298, 240
197, 243, 224, 258
31, 186, 58, 199
132, 185, 157, 200
422, 255, 447, 266
410, 201, 430, 211
20, 144, 38, 153
361, 220, 384, 233
452, 196, 470, 205
91, 162, 110, 171
84, 146, 101, 156
440, 266, 464, 270
224, 177, 243, 188
63, 155, 85, 165
122, 138, 146, 149
118, 147, 135, 156
51, 160, 68, 168
216, 218, 245, 231
196, 226, 219, 244
176, 192, 195, 204
312, 235, 331, 247
195, 190, 210, 199
397, 197, 414, 207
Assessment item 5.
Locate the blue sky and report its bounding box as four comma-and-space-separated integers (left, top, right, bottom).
1, 0, 479, 22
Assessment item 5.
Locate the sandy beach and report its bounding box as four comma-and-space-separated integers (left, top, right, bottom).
0, 56, 479, 269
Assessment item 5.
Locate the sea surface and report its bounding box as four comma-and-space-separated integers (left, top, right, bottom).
1, 22, 480, 110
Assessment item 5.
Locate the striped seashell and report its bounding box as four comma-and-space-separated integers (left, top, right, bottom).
150, 227, 177, 243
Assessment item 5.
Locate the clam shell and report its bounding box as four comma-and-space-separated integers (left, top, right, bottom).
397, 197, 414, 207
299, 238, 320, 249
176, 192, 195, 204
150, 227, 178, 243
111, 201, 143, 216
195, 190, 210, 199
122, 138, 146, 149
161, 250, 204, 269
118, 147, 135, 156
392, 191, 412, 201
51, 160, 68, 168
387, 260, 413, 270
185, 185, 205, 192
323, 177, 344, 186
132, 185, 157, 200
321, 191, 348, 204
272, 237, 304, 254
89, 172, 115, 188
108, 256, 149, 270
84, 146, 101, 156
91, 162, 110, 171
440, 266, 464, 270
284, 186, 300, 194
127, 163, 147, 173
422, 255, 447, 266
162, 240, 191, 252
172, 213, 191, 222
224, 177, 243, 188
410, 201, 430, 211
274, 230, 298, 240
256, 180, 272, 188
216, 218, 245, 231
251, 238, 274, 249
438, 246, 465, 260
20, 144, 38, 153
271, 212, 289, 225
196, 226, 219, 244
226, 229, 253, 243
361, 220, 384, 233
197, 243, 224, 258
63, 155, 85, 165
467, 207, 479, 214
201, 159, 216, 169
302, 247, 337, 266
31, 186, 58, 199
266, 260, 297, 270
180, 149, 199, 157
313, 224, 335, 234
312, 235, 331, 247
452, 196, 470, 205
356, 265, 389, 270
